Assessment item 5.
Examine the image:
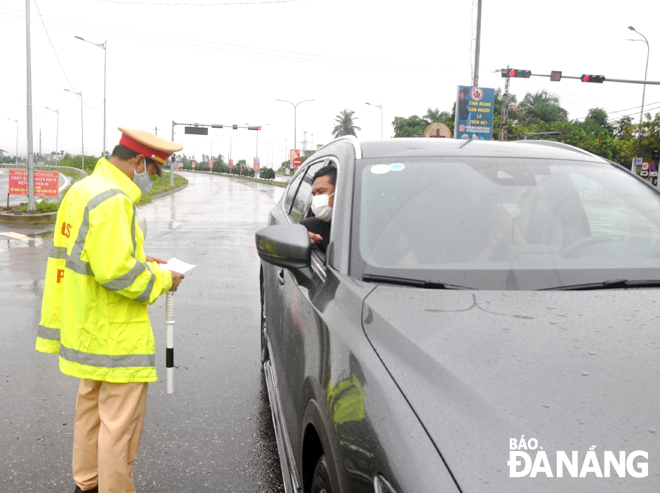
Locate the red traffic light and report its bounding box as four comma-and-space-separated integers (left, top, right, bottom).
581, 75, 605, 83
503, 69, 532, 78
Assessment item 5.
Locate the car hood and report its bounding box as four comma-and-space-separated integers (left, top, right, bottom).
362, 286, 659, 492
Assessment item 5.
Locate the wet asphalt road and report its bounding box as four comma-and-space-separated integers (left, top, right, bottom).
0, 172, 286, 492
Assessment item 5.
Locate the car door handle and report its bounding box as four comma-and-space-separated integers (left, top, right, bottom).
277, 269, 285, 285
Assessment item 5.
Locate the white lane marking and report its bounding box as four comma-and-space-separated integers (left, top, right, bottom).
59, 172, 70, 192
0, 232, 31, 241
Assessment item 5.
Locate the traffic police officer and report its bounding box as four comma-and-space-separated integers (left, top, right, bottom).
36, 128, 185, 493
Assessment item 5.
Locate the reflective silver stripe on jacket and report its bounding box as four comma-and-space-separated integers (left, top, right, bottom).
66, 188, 137, 278
38, 325, 60, 341
135, 263, 156, 303
49, 246, 68, 260
102, 261, 147, 292
60, 345, 155, 368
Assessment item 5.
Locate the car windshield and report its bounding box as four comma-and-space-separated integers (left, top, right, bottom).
351, 157, 660, 290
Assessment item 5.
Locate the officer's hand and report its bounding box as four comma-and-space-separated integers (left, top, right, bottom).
146, 255, 167, 264
170, 271, 184, 291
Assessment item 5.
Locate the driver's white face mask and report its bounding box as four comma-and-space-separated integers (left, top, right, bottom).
311, 193, 334, 222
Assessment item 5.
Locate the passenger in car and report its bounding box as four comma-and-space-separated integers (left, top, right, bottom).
302, 165, 336, 254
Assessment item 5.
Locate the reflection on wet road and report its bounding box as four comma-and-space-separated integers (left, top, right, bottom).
0, 172, 285, 492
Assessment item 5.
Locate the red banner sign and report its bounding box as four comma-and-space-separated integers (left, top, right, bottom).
254, 157, 260, 171
229, 159, 233, 169
209, 160, 214, 169
9, 169, 60, 197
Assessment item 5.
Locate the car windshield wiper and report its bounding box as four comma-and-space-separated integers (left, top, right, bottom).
361, 273, 469, 289
545, 279, 660, 291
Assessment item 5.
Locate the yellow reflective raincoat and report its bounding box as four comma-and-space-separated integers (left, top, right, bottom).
36, 157, 173, 383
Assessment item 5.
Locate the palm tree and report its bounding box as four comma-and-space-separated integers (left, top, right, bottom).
332, 109, 361, 138
519, 91, 567, 125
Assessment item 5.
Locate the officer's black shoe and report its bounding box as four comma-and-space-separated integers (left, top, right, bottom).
74, 485, 98, 493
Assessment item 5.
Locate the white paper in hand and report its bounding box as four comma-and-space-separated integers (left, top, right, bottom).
160, 258, 196, 275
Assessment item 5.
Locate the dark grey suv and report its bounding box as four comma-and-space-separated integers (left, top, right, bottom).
256, 137, 660, 492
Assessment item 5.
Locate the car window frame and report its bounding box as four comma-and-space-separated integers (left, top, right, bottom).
288, 159, 329, 224
283, 158, 333, 278
282, 168, 307, 217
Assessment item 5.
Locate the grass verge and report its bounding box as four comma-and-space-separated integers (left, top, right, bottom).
140, 172, 188, 204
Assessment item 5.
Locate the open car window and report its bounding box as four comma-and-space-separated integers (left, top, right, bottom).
289, 159, 328, 223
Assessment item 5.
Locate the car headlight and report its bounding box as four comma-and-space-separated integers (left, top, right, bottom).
373, 474, 398, 493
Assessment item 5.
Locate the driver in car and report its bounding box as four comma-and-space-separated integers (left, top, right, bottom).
302, 166, 336, 254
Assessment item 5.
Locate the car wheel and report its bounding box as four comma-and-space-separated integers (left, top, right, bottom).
260, 283, 269, 364
310, 455, 333, 493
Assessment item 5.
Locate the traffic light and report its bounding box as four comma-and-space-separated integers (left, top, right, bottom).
581, 75, 605, 83
653, 150, 659, 163
503, 69, 532, 78
248, 126, 261, 131
550, 71, 562, 81
232, 124, 238, 130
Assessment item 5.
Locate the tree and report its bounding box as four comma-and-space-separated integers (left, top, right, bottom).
332, 109, 361, 138
614, 116, 633, 140
392, 115, 428, 137
518, 90, 567, 125
583, 108, 614, 138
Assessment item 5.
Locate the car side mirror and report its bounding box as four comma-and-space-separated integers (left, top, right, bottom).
255, 224, 313, 284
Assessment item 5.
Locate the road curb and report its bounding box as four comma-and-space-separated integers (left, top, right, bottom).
0, 210, 57, 225
146, 183, 189, 202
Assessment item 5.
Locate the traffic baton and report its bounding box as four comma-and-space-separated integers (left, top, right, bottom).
165, 291, 175, 394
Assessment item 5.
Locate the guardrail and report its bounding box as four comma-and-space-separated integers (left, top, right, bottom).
0, 163, 88, 178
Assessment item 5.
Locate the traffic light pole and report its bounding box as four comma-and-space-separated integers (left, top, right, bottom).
528, 73, 660, 85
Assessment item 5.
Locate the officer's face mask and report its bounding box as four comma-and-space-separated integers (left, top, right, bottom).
311, 192, 334, 222
133, 158, 154, 195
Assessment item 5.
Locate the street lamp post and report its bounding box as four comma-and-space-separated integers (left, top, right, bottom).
628, 26, 650, 141
7, 118, 18, 164
275, 99, 314, 153
278, 137, 288, 167
75, 36, 106, 157
45, 107, 59, 163
65, 88, 84, 170
365, 102, 383, 138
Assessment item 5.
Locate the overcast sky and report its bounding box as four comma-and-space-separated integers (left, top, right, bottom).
1, 0, 658, 167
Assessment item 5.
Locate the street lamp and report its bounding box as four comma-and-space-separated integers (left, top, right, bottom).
275, 99, 314, 153
365, 102, 383, 138
45, 107, 59, 163
277, 137, 288, 168
75, 36, 106, 157
222, 135, 241, 162
7, 118, 18, 164
65, 88, 84, 170
628, 26, 650, 141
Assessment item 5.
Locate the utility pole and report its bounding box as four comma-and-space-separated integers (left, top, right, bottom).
39, 128, 42, 158
25, 0, 36, 212
154, 126, 158, 136
500, 66, 511, 141
473, 0, 483, 86
170, 121, 175, 187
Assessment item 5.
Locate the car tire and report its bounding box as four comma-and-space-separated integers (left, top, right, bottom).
260, 283, 269, 364
310, 455, 333, 493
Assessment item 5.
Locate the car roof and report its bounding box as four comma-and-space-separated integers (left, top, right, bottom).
349, 138, 609, 163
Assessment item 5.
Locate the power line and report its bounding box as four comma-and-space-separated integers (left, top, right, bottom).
30, 1, 103, 109
0, 6, 425, 71
95, 0, 314, 4
31, 0, 78, 94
